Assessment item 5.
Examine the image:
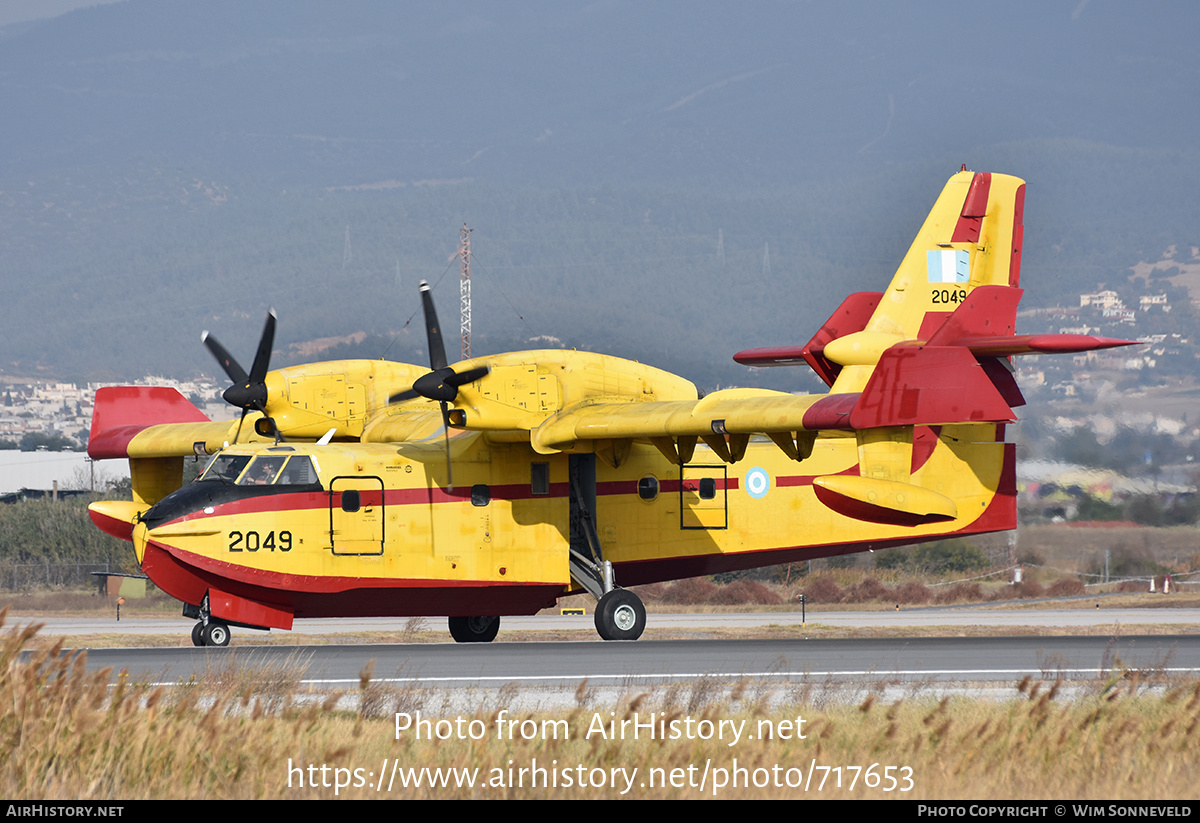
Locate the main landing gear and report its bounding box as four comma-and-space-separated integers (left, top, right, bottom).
594, 588, 646, 641
568, 454, 647, 641
569, 531, 647, 641
442, 455, 649, 645
448, 615, 500, 643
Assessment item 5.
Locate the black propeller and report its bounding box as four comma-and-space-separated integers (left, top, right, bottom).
388, 282, 489, 406
202, 309, 278, 442
389, 281, 489, 489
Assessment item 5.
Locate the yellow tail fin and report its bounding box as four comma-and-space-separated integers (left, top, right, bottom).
828, 170, 1026, 393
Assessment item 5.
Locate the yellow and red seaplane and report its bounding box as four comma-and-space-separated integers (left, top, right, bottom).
87, 169, 1130, 645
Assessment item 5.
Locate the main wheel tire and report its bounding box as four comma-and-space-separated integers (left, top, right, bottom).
191, 622, 206, 647
202, 621, 231, 647
594, 589, 646, 641
448, 615, 500, 643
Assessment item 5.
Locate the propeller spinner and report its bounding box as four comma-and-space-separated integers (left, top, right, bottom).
202, 309, 278, 442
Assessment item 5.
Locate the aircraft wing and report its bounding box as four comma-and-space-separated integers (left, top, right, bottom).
526, 343, 1018, 460
531, 390, 828, 450
526, 389, 843, 463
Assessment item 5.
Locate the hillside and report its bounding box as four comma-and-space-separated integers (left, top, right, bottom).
0, 2, 1197, 386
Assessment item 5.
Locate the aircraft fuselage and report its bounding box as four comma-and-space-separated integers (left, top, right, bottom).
129, 421, 1013, 632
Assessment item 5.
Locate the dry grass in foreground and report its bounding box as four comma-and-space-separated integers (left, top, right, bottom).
3, 609, 1200, 799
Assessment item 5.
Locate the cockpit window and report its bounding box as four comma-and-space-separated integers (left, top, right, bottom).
237, 456, 287, 486
277, 456, 318, 486
199, 453, 321, 487
200, 455, 252, 483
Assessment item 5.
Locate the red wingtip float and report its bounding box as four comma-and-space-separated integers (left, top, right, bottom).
87, 170, 1131, 645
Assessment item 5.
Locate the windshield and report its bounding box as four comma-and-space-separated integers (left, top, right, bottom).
199, 453, 321, 487
237, 456, 286, 486
200, 454, 252, 483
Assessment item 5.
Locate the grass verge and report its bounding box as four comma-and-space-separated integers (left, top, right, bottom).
3, 608, 1200, 799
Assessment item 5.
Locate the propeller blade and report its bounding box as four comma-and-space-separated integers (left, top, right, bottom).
389, 286, 488, 429
202, 331, 249, 386
232, 407, 248, 444
419, 281, 448, 372
248, 309, 277, 384
444, 365, 490, 387
204, 309, 277, 415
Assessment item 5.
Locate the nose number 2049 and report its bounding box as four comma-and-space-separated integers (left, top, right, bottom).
229, 530, 292, 552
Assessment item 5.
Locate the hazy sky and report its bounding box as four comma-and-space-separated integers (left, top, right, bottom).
0, 0, 123, 27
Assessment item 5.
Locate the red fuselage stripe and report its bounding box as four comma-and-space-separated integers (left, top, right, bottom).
153, 469, 854, 524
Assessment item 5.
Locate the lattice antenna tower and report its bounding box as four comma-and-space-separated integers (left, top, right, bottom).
459, 224, 472, 360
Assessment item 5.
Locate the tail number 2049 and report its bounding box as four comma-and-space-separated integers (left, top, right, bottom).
931, 288, 966, 304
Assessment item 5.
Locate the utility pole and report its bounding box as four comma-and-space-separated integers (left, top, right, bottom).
459, 224, 472, 360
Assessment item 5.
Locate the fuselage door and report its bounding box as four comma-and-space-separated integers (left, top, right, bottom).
329, 475, 385, 556
680, 463, 727, 530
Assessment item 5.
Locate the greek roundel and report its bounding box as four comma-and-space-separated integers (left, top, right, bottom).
744, 467, 770, 500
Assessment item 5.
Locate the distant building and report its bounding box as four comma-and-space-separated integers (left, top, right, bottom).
1080, 290, 1123, 310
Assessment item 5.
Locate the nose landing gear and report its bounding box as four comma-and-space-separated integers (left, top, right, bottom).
191, 619, 231, 646
188, 593, 232, 646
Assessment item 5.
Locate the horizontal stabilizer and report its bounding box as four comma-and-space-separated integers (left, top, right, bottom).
851, 345, 1015, 428
813, 475, 957, 526
925, 285, 1135, 355
950, 333, 1135, 357
733, 292, 881, 386
731, 345, 808, 368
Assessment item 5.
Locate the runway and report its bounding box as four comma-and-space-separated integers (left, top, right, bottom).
22, 605, 1200, 636
60, 635, 1200, 690
19, 606, 1200, 690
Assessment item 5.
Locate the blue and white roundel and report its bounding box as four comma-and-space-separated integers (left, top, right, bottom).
744, 467, 770, 499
